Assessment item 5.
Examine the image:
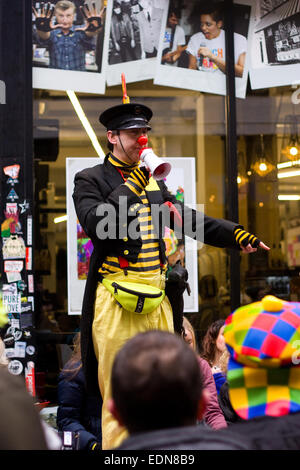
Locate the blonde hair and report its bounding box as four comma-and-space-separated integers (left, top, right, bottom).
55, 1, 76, 13
182, 316, 197, 352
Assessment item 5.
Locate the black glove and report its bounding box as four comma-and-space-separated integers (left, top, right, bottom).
125, 166, 150, 194
234, 228, 260, 248
85, 16, 102, 32
35, 15, 53, 32
80, 5, 102, 32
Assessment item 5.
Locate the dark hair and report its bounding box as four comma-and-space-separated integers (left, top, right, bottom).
201, 319, 225, 366
168, 8, 181, 19
189, 1, 223, 34
111, 330, 203, 433
106, 130, 119, 152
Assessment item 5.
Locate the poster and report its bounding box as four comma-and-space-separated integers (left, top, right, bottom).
32, 0, 110, 94
106, 0, 169, 86
249, 0, 300, 89
66, 156, 198, 315
154, 0, 251, 99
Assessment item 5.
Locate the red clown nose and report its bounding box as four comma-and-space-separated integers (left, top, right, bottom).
137, 135, 148, 147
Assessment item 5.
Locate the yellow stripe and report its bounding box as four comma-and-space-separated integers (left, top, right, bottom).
140, 224, 155, 231
124, 181, 141, 197
140, 242, 159, 249
235, 230, 246, 242
139, 206, 150, 214
238, 232, 249, 244
137, 250, 160, 259
139, 215, 152, 222
130, 259, 161, 268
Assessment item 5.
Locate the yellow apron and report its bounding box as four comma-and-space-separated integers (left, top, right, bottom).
92, 269, 174, 450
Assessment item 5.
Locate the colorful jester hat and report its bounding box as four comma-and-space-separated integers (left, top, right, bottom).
224, 295, 300, 420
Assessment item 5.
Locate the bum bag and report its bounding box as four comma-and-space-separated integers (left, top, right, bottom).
102, 278, 165, 314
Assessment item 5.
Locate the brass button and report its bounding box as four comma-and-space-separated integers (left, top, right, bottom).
123, 237, 128, 242
124, 250, 129, 255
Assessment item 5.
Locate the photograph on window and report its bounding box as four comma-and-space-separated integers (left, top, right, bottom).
154, 0, 251, 99
106, 0, 169, 86
32, 0, 110, 93
249, 0, 300, 90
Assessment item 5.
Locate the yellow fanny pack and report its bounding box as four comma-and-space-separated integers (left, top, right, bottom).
102, 278, 165, 314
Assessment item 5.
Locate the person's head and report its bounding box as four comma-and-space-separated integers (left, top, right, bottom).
113, 0, 121, 15
224, 295, 300, 420
202, 319, 226, 366
121, 0, 131, 14
99, 103, 152, 164
109, 330, 205, 433
182, 316, 197, 351
167, 9, 180, 28
199, 2, 223, 40
54, 1, 76, 31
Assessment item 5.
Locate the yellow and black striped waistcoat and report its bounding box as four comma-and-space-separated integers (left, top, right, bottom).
99, 154, 162, 275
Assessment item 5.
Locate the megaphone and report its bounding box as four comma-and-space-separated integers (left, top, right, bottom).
137, 136, 171, 181
139, 148, 171, 181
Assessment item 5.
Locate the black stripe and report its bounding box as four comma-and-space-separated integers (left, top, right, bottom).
126, 264, 161, 272
141, 238, 159, 244
127, 179, 143, 193
133, 170, 147, 187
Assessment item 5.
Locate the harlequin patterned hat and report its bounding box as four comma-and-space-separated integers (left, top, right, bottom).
224, 295, 300, 420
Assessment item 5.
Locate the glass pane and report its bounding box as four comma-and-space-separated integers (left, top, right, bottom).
33, 84, 229, 398
236, 86, 300, 305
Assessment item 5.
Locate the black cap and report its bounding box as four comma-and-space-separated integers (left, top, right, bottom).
99, 103, 153, 131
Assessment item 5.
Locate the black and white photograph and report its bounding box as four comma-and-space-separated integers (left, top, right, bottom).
154, 0, 251, 99
106, 0, 169, 86
249, 0, 300, 90
32, 0, 110, 93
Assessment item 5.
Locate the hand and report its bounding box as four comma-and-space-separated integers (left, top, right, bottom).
198, 46, 213, 59
32, 2, 62, 32
126, 166, 150, 193
78, 3, 105, 33
131, 39, 135, 48
115, 42, 120, 52
234, 228, 270, 253
240, 241, 270, 254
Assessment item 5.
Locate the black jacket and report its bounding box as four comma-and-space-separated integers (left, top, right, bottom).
73, 155, 242, 394
116, 424, 250, 450
219, 412, 300, 450
56, 362, 102, 450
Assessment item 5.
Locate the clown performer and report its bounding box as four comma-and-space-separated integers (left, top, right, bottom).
72, 76, 270, 449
